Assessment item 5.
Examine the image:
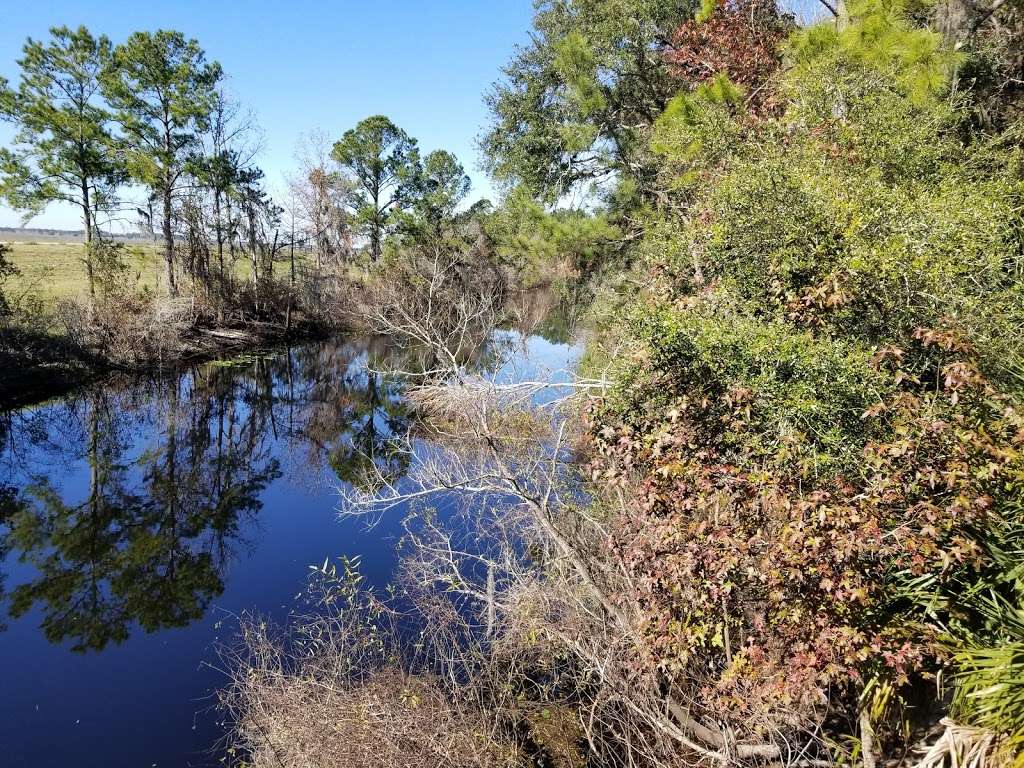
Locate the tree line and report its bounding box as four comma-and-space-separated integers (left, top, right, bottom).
0, 26, 482, 325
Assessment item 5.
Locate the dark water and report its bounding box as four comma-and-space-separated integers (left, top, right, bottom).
0, 329, 580, 768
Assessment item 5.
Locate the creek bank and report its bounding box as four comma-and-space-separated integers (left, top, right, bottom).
0, 316, 333, 410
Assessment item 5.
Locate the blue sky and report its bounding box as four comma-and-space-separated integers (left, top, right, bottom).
0, 0, 534, 229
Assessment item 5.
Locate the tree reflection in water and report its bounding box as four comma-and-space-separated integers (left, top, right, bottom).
285, 337, 413, 493
0, 336, 418, 652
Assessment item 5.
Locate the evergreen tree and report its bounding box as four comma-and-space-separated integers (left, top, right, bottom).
331, 115, 419, 262
481, 0, 696, 200
102, 30, 222, 297
400, 149, 471, 251
0, 26, 125, 309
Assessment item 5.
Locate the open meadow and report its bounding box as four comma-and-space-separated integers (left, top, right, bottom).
0, 236, 276, 306
1, 237, 164, 304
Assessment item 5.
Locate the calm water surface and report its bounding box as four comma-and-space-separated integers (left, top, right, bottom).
0, 328, 580, 767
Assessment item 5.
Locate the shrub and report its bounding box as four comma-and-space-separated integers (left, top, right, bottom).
0, 243, 16, 319
586, 0, 1024, 757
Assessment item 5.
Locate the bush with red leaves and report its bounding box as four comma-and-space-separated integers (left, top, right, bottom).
587, 322, 1024, 744
666, 0, 791, 111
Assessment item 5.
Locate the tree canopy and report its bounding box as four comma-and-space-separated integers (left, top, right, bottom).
0, 26, 125, 303
481, 0, 697, 201
331, 115, 420, 261
102, 29, 222, 296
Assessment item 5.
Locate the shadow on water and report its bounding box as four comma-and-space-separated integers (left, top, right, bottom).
0, 288, 583, 767
0, 337, 424, 653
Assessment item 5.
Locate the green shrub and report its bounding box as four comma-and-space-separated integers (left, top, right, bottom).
587, 0, 1024, 756
0, 243, 16, 318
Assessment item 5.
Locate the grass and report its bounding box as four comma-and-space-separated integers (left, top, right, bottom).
0, 239, 295, 306
3, 240, 165, 304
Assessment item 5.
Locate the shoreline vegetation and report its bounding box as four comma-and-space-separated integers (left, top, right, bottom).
3, 0, 1024, 766
0, 27, 523, 409
219, 0, 1024, 764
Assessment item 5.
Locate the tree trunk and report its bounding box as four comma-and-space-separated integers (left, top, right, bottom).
82, 180, 96, 319
214, 189, 225, 286
226, 196, 237, 281
163, 186, 177, 297
268, 230, 277, 280
286, 218, 295, 335
860, 710, 877, 768
248, 205, 259, 312
371, 177, 382, 262
370, 221, 381, 263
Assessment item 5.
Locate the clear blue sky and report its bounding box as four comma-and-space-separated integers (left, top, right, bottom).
0, 0, 534, 229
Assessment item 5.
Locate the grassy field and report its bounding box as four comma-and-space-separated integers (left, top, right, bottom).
3, 239, 166, 305
0, 238, 295, 306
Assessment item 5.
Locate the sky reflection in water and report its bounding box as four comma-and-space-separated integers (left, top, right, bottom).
0, 328, 580, 768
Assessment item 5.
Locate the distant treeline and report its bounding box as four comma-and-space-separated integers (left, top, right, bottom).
0, 226, 148, 241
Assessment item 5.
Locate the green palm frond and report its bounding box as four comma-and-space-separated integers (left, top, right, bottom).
953, 598, 1024, 763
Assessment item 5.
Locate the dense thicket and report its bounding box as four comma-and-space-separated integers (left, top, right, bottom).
582, 0, 1024, 761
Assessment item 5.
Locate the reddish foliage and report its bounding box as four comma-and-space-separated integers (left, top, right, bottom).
666, 0, 790, 112
588, 329, 1024, 740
